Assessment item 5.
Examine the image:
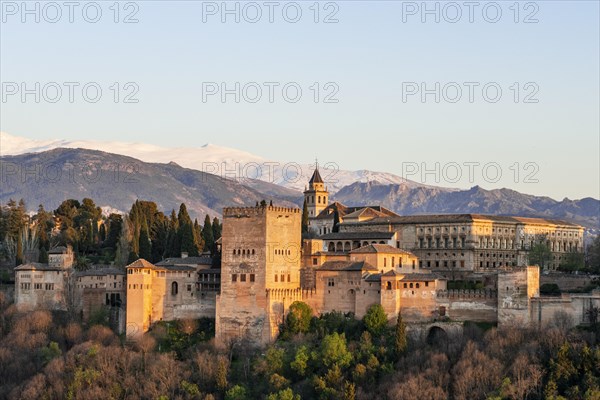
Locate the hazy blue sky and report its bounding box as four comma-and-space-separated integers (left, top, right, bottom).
1, 1, 598, 200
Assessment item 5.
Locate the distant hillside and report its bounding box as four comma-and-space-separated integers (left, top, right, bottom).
0, 148, 302, 219
333, 182, 600, 229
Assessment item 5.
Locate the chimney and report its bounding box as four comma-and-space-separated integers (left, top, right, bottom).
181, 252, 188, 259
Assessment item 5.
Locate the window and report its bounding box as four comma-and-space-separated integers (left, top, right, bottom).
403, 283, 407, 288
425, 281, 429, 287
274, 275, 278, 282
313, 258, 318, 265
232, 274, 238, 282
416, 283, 420, 288
327, 278, 335, 287
250, 274, 255, 282
171, 281, 178, 295
187, 284, 192, 291
386, 281, 392, 290
240, 274, 246, 282
412, 260, 416, 270
287, 274, 291, 282
281, 274, 285, 282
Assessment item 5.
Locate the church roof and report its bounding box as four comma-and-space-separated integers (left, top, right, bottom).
309, 168, 324, 184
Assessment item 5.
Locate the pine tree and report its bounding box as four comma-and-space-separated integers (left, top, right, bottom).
202, 215, 214, 254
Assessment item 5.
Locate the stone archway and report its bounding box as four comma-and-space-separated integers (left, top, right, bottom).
426, 325, 448, 346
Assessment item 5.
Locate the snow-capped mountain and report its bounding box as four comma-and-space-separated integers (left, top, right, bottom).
0, 132, 431, 194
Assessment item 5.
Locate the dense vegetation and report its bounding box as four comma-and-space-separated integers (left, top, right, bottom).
0, 297, 599, 400
0, 198, 222, 269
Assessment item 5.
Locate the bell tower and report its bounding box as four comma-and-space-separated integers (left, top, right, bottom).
304, 164, 329, 218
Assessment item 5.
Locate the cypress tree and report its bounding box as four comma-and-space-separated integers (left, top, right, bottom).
395, 313, 407, 356
138, 221, 152, 260
202, 215, 214, 254
212, 217, 222, 241
301, 199, 309, 235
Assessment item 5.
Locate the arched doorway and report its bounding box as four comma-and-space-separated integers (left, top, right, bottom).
426, 326, 448, 346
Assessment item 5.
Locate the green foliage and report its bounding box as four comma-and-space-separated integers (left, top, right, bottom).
540, 283, 562, 296
301, 199, 309, 235
225, 385, 247, 400
87, 307, 109, 327
320, 332, 352, 368
394, 313, 407, 356
363, 304, 388, 336
138, 220, 152, 260
202, 214, 214, 254
290, 345, 310, 377
559, 251, 585, 272
284, 301, 313, 335
586, 236, 600, 273
266, 388, 300, 400
40, 341, 62, 364
528, 237, 553, 268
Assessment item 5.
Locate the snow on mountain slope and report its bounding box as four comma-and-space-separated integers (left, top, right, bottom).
0, 132, 437, 193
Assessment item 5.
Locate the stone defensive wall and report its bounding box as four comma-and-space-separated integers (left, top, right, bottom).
436, 289, 497, 299
436, 289, 498, 322
223, 206, 301, 218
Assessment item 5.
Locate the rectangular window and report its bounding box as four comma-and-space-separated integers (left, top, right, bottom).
187, 284, 192, 291
460, 260, 465, 268
250, 274, 255, 282
425, 281, 429, 287
287, 274, 291, 282
327, 278, 335, 287
274, 274, 278, 282
281, 274, 285, 282
412, 260, 416, 270
241, 274, 246, 282
313, 258, 318, 265
232, 274, 237, 282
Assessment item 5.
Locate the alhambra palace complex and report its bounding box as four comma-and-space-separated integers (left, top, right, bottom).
13, 169, 600, 346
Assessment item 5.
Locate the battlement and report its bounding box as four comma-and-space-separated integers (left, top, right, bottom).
223, 205, 301, 218
436, 289, 497, 299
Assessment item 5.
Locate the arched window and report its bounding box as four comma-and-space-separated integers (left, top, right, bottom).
386, 281, 392, 290
171, 281, 178, 296
409, 283, 413, 288
232, 249, 236, 255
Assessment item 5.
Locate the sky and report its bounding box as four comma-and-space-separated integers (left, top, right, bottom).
1, 0, 599, 200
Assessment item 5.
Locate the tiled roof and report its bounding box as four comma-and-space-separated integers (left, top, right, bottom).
48, 246, 68, 254
345, 214, 581, 227
364, 273, 381, 282
126, 259, 157, 270
15, 262, 63, 271
74, 267, 125, 277
320, 231, 395, 240
350, 244, 415, 256
318, 261, 378, 272
400, 273, 443, 281
156, 255, 213, 266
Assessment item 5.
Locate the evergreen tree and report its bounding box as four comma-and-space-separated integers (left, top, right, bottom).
202, 215, 215, 254
115, 217, 132, 267
212, 217, 222, 242
395, 313, 407, 356
138, 220, 152, 260
39, 247, 48, 263
166, 210, 180, 257
332, 208, 341, 233
301, 199, 309, 235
